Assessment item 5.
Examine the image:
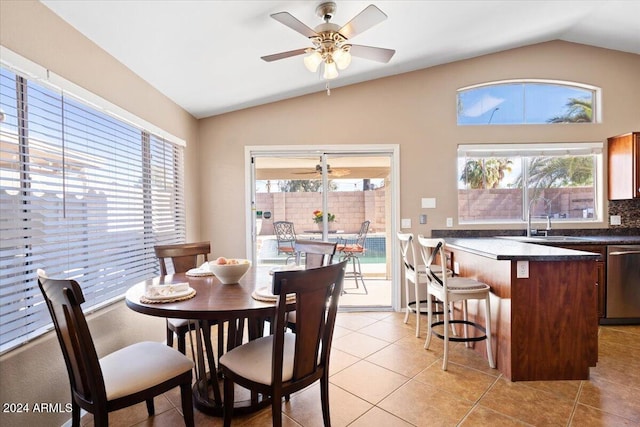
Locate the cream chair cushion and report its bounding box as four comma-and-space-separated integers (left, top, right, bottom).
219, 333, 297, 385
100, 341, 194, 400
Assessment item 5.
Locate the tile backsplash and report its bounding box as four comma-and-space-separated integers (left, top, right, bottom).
608, 199, 640, 228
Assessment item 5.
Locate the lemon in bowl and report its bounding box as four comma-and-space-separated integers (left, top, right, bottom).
209, 257, 251, 284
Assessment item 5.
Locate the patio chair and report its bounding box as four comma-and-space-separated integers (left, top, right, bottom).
273, 221, 296, 262
337, 220, 370, 294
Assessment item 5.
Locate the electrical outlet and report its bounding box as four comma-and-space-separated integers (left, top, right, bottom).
419, 214, 427, 224
516, 260, 529, 278
611, 215, 622, 225
446, 217, 453, 227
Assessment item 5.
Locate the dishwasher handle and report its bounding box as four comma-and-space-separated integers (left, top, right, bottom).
609, 250, 640, 256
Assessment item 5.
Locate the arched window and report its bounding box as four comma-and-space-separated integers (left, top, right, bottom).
457, 80, 599, 125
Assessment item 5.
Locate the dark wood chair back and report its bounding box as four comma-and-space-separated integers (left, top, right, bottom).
154, 241, 210, 275
220, 260, 347, 426
38, 276, 106, 413
272, 259, 346, 380
294, 239, 337, 268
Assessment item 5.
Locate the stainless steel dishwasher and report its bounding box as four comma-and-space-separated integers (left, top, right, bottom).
606, 245, 640, 323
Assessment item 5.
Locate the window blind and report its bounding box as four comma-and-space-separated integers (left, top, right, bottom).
0, 66, 186, 353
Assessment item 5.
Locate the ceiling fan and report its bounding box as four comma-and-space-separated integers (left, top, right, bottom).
261, 2, 395, 80
292, 164, 351, 178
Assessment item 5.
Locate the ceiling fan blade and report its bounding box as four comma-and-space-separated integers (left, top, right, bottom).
270, 12, 318, 38
261, 48, 308, 62
338, 5, 388, 40
349, 45, 396, 63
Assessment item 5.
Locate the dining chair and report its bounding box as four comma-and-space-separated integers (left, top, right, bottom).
336, 220, 370, 294
398, 233, 454, 337
219, 260, 347, 427
273, 221, 297, 261
294, 239, 337, 268
37, 272, 195, 427
154, 241, 215, 355
417, 236, 495, 371
286, 239, 338, 331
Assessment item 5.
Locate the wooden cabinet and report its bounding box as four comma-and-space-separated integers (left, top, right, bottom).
561, 244, 606, 319
608, 132, 640, 200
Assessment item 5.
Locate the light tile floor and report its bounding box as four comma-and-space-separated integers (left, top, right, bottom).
81, 312, 640, 426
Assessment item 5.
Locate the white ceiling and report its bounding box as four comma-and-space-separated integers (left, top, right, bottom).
41, 1, 640, 119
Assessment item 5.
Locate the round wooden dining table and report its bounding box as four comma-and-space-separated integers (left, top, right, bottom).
125, 265, 283, 416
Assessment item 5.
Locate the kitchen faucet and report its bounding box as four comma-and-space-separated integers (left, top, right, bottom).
527, 197, 552, 237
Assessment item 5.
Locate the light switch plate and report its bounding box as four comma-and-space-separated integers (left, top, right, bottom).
611, 215, 622, 225
401, 218, 411, 228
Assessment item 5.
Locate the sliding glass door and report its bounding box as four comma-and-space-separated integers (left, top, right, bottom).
249, 147, 396, 310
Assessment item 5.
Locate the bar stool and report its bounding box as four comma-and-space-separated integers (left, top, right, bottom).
398, 233, 453, 338
417, 236, 495, 371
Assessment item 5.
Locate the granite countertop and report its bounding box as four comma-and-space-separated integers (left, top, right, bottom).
444, 238, 603, 261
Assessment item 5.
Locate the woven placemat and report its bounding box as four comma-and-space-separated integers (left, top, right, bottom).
251, 290, 295, 303
140, 288, 196, 304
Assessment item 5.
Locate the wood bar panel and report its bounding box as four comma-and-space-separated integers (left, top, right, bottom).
449, 249, 598, 381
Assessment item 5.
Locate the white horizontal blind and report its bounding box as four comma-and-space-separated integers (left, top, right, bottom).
0, 66, 186, 353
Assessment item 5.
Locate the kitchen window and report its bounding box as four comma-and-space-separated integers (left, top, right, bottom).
457, 143, 603, 224
0, 60, 186, 353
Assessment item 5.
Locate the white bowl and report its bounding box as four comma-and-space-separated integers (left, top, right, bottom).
208, 260, 251, 284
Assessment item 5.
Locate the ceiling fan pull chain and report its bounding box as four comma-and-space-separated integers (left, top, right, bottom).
326, 82, 331, 96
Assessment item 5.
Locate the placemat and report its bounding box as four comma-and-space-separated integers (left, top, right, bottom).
251, 287, 295, 303
140, 288, 196, 304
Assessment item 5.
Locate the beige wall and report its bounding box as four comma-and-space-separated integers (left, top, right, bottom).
198, 40, 640, 257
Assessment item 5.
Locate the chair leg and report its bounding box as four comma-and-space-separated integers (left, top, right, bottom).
166, 320, 174, 349
485, 295, 496, 368
353, 255, 368, 294
463, 300, 470, 348
180, 381, 195, 427
177, 329, 187, 355
320, 372, 331, 427
424, 296, 433, 350
442, 299, 450, 371
145, 398, 155, 416
403, 277, 410, 324
223, 377, 234, 427
71, 401, 81, 427
414, 279, 421, 338
271, 391, 283, 427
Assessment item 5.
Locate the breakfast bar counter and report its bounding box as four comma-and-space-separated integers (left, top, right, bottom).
441, 238, 600, 381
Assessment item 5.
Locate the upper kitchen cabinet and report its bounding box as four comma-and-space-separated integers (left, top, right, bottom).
608, 132, 640, 200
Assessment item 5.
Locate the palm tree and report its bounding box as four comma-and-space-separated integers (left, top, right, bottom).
547, 97, 592, 123
524, 156, 593, 189
460, 158, 513, 189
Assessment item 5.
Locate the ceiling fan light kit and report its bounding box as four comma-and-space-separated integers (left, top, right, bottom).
262, 2, 395, 81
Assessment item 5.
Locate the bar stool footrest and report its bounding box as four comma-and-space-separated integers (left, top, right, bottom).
408, 300, 446, 316
430, 320, 487, 343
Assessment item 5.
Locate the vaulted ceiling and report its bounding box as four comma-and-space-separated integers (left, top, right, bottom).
41, 1, 640, 119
